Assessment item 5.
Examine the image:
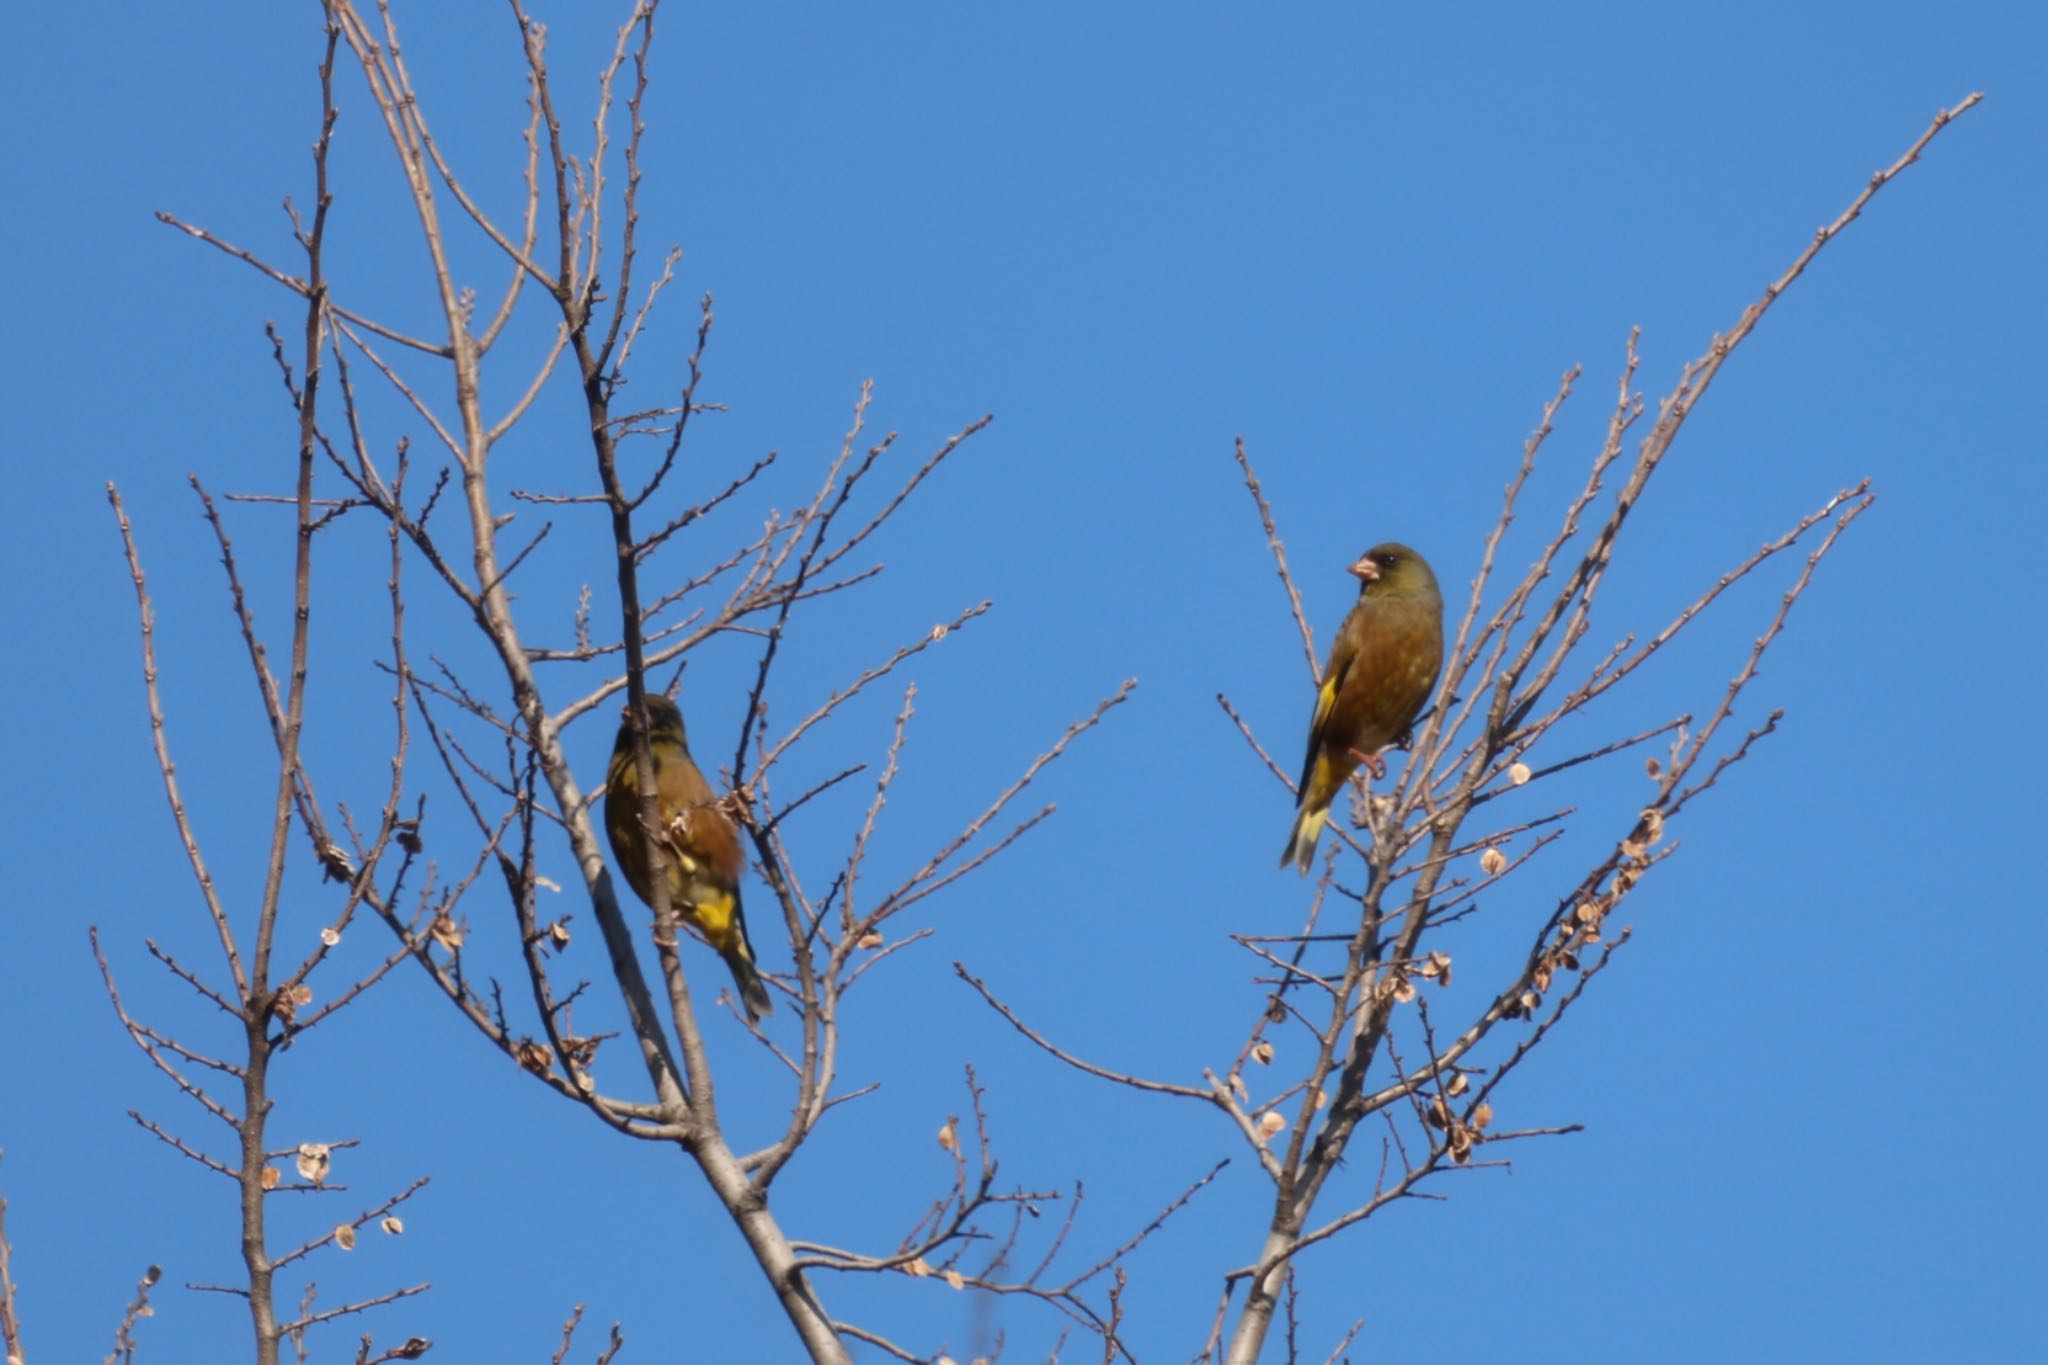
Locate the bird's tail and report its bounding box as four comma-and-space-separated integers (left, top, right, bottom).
1279, 801, 1331, 875
724, 946, 775, 1021
688, 889, 776, 1022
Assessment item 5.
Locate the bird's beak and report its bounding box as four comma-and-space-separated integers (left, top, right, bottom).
1348, 555, 1379, 583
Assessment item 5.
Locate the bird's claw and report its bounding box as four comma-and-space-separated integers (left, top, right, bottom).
1347, 746, 1388, 781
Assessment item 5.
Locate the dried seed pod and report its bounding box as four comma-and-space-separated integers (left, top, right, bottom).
295, 1143, 331, 1184
273, 984, 313, 1023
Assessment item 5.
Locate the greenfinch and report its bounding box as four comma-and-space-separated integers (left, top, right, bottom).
605, 694, 775, 1020
1280, 543, 1444, 874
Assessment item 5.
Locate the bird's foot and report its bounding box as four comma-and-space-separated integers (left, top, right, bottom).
1347, 745, 1389, 781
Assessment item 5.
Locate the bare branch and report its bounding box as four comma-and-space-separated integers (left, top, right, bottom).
101, 1264, 162, 1365
106, 487, 247, 996
1233, 438, 1318, 681
956, 966, 1211, 1102
0, 1155, 25, 1365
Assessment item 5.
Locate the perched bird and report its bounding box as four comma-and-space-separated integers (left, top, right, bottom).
605, 693, 774, 1020
1280, 543, 1444, 874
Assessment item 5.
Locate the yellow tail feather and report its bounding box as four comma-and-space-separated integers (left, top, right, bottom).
1281, 752, 1339, 873
1279, 803, 1331, 874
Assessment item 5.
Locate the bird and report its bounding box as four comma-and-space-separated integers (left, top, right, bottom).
1280, 543, 1444, 874
605, 693, 775, 1020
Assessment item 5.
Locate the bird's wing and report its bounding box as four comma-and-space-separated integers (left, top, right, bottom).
1296, 613, 1362, 795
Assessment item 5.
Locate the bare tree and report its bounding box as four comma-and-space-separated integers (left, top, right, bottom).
96, 29, 429, 1363
122, 2, 1180, 1360
81, 2, 1980, 1359
961, 94, 1982, 1363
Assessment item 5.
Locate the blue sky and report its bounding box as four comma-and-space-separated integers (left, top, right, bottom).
3, 3, 2043, 1362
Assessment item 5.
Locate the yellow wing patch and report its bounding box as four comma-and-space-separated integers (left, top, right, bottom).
1295, 669, 1346, 805
1310, 671, 1340, 746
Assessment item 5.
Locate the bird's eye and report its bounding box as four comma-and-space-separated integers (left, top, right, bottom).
1379, 553, 1398, 568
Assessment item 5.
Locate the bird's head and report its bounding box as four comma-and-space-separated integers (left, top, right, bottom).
1348, 542, 1438, 601
617, 692, 688, 746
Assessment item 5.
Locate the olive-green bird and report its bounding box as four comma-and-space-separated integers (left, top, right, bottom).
1280, 543, 1445, 874
605, 694, 774, 1020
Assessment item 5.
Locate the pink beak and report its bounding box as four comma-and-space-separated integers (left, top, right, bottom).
1348, 555, 1379, 583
